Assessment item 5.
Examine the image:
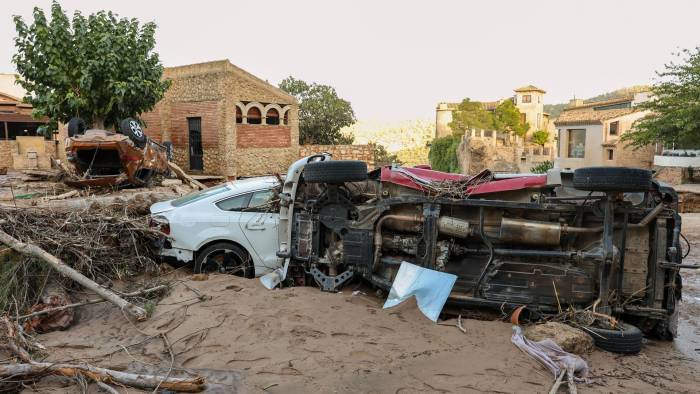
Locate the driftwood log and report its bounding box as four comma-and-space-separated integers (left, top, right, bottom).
168, 162, 206, 190
0, 316, 205, 392
0, 229, 147, 321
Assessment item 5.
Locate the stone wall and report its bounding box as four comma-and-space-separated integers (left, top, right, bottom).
457, 136, 520, 174
653, 166, 687, 185
299, 144, 376, 169
0, 141, 12, 169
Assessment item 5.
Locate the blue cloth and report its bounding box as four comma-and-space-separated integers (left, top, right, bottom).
383, 262, 457, 322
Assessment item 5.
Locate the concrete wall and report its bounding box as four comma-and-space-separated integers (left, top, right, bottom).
1, 137, 57, 170
556, 124, 604, 169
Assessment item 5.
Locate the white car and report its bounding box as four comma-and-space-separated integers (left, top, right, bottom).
149, 176, 280, 277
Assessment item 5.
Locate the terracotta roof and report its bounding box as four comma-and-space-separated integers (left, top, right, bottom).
566, 95, 635, 110
514, 85, 546, 93
554, 106, 636, 126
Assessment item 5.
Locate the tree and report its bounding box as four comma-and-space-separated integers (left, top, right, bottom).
428, 134, 462, 173
623, 48, 700, 148
279, 76, 355, 144
12, 1, 170, 131
493, 100, 529, 137
370, 142, 402, 167
448, 98, 494, 135
531, 129, 550, 147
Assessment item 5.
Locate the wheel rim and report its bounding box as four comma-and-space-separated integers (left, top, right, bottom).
200, 248, 250, 276
129, 120, 144, 138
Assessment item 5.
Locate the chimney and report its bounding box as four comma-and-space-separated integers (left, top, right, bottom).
568, 98, 584, 107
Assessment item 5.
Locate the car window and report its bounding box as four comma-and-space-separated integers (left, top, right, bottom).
216, 193, 252, 211
246, 189, 276, 212
171, 184, 229, 207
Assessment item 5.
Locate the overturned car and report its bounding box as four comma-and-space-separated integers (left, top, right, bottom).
64, 117, 169, 187
265, 155, 686, 349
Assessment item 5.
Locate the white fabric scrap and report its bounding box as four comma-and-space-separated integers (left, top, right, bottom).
511, 325, 589, 382
383, 262, 457, 322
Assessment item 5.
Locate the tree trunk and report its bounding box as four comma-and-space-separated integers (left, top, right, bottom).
93, 117, 106, 130
0, 229, 147, 321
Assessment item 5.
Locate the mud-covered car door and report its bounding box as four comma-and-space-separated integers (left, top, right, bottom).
238, 189, 279, 273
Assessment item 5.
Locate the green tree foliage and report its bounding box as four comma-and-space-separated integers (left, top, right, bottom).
12, 1, 170, 130
448, 98, 494, 135
371, 142, 402, 167
530, 160, 553, 174
449, 98, 528, 137
531, 129, 550, 146
623, 48, 700, 148
279, 76, 355, 144
493, 100, 529, 137
428, 134, 462, 173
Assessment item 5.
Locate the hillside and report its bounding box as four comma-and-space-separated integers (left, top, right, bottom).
341, 118, 434, 152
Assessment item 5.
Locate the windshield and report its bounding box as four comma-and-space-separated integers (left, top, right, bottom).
171, 184, 230, 207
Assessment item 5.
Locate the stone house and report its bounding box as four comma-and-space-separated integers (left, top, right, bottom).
435, 85, 556, 139
0, 73, 53, 170
141, 60, 300, 178
554, 93, 655, 170
436, 85, 557, 173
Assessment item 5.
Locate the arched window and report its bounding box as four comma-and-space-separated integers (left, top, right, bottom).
247, 107, 261, 124
283, 110, 289, 125
266, 108, 279, 125
236, 106, 243, 123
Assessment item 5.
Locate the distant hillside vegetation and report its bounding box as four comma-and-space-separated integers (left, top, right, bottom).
545, 85, 651, 118
341, 119, 435, 152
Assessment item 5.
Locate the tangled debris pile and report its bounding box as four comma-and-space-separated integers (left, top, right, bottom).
0, 204, 162, 316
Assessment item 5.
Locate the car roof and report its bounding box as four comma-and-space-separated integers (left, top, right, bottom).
226, 176, 279, 193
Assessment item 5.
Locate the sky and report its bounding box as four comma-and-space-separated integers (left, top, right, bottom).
1, 0, 699, 121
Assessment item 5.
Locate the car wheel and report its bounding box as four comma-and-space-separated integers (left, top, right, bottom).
583, 322, 643, 354
303, 160, 368, 183
194, 242, 254, 278
573, 167, 651, 192
67, 117, 86, 137
119, 117, 147, 148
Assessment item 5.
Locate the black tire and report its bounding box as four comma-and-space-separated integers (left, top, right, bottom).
303, 160, 368, 183
119, 118, 147, 148
67, 117, 86, 137
584, 322, 643, 354
194, 242, 254, 278
573, 167, 651, 192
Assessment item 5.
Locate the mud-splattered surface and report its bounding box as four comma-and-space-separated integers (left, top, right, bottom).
18, 215, 700, 393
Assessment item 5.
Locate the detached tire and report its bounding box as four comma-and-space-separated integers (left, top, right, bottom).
303, 160, 368, 183
119, 118, 147, 148
573, 167, 651, 192
584, 322, 643, 354
67, 117, 86, 137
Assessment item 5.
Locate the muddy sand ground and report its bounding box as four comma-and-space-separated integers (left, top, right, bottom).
24, 216, 700, 393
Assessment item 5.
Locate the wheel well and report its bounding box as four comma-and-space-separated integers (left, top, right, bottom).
195, 239, 250, 260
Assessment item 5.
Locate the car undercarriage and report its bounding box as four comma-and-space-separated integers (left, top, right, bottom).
273, 158, 685, 342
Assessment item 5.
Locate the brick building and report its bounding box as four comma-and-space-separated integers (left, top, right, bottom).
141, 60, 300, 178
0, 73, 53, 170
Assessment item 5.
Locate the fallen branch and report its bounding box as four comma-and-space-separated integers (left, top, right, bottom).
0, 363, 205, 392
168, 162, 205, 190
0, 316, 205, 392
42, 190, 79, 201
0, 229, 147, 321
15, 284, 168, 321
